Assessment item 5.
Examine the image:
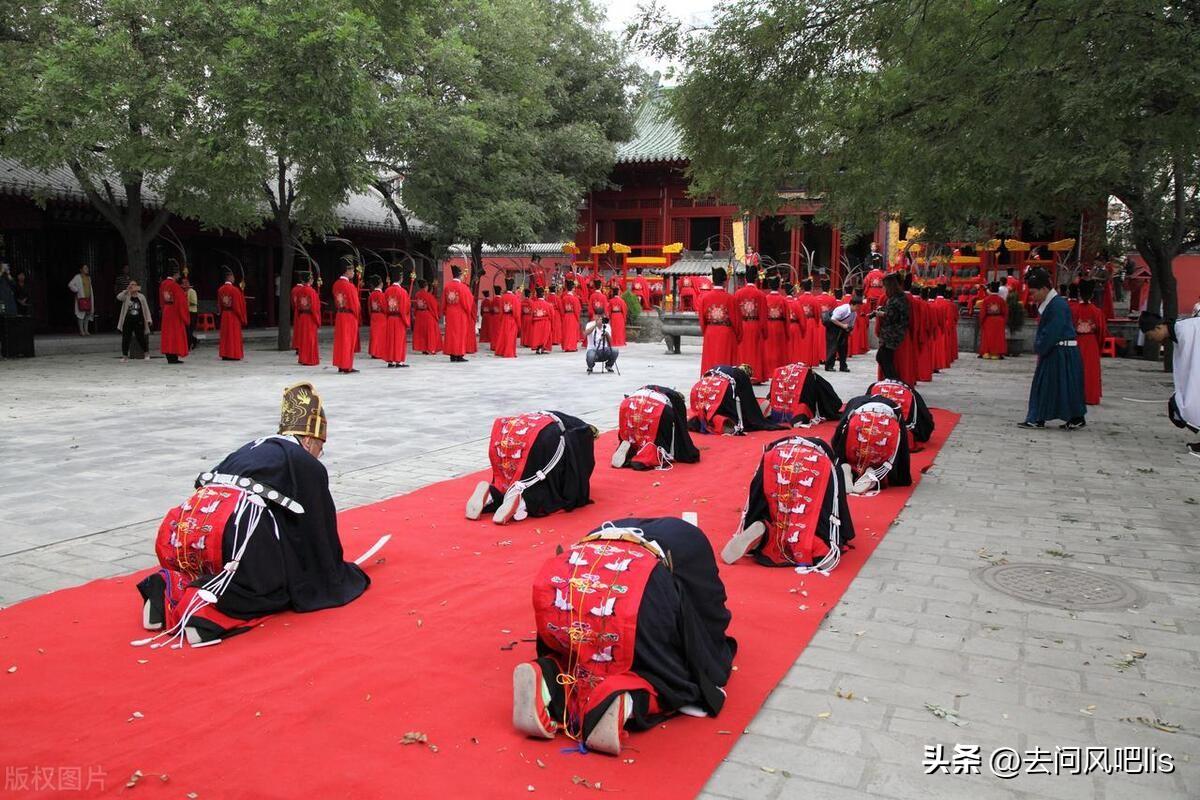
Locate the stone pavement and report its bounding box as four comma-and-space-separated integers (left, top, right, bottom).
2, 340, 1198, 799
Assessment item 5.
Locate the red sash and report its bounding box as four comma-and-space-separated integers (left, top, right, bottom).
846, 411, 902, 477
532, 537, 660, 734
618, 390, 669, 468
155, 485, 241, 579
868, 380, 915, 421
489, 412, 556, 493
760, 438, 835, 566
767, 363, 814, 421
689, 372, 733, 432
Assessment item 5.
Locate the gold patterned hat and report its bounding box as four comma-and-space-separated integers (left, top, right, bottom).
279, 382, 327, 442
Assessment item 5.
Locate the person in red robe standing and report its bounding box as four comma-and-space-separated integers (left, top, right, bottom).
679, 275, 697, 311
294, 274, 321, 366
290, 276, 306, 352
1072, 279, 1107, 405
607, 286, 628, 346
478, 289, 493, 345
697, 267, 742, 375
442, 266, 475, 363
527, 287, 553, 354
587, 280, 607, 326
695, 275, 713, 296
763, 276, 790, 375
916, 288, 934, 382
384, 268, 411, 368
545, 285, 562, 349
216, 268, 247, 361
629, 269, 652, 311
493, 280, 521, 358
814, 279, 838, 320
411, 279, 441, 354
797, 279, 823, 366
331, 263, 361, 374
488, 284, 504, 351
1097, 263, 1116, 321
734, 266, 768, 383
559, 280, 582, 352
864, 267, 886, 312
935, 286, 959, 365
366, 276, 386, 360
785, 283, 807, 363
977, 282, 1008, 359
892, 275, 921, 387
849, 291, 871, 356
158, 265, 189, 364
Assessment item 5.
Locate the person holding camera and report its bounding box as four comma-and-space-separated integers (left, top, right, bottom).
823, 293, 863, 372
116, 280, 153, 362
585, 314, 618, 373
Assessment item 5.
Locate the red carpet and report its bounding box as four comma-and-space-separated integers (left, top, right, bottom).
0, 411, 957, 800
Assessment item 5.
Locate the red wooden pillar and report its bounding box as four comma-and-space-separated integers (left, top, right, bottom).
266, 246, 276, 326
830, 227, 842, 286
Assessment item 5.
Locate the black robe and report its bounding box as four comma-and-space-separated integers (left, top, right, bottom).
867, 379, 935, 443
688, 365, 784, 434
644, 384, 701, 464
831, 395, 912, 486
201, 436, 370, 618
742, 435, 855, 566
535, 517, 737, 736
485, 410, 595, 516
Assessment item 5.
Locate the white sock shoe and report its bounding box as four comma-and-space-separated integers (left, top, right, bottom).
493, 489, 523, 524
465, 480, 490, 520
720, 520, 766, 564
611, 439, 632, 468
584, 693, 632, 755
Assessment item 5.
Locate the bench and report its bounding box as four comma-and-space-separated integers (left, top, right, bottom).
659, 310, 702, 354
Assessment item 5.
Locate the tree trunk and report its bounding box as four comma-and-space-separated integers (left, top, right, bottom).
122, 228, 148, 287
469, 239, 484, 295
1127, 212, 1179, 373
276, 216, 294, 351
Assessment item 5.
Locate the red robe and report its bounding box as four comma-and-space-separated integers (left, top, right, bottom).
864, 269, 886, 311
763, 291, 790, 375
519, 295, 533, 346
917, 298, 934, 382
849, 310, 870, 356
412, 290, 441, 353
697, 287, 741, 375
892, 294, 920, 387
441, 279, 475, 357
939, 297, 960, 363
493, 291, 521, 358
529, 298, 553, 350
679, 276, 697, 311
978, 293, 1007, 356
798, 293, 823, 365
548, 292, 563, 348
478, 295, 492, 344
295, 285, 321, 365
608, 295, 628, 346
786, 296, 807, 363
158, 277, 189, 358
290, 283, 305, 350
367, 289, 386, 359
587, 289, 607, 322
384, 284, 411, 364
1072, 301, 1107, 404
487, 295, 503, 351
559, 292, 581, 352
733, 283, 768, 382
630, 276, 652, 310
217, 282, 247, 360
331, 277, 361, 370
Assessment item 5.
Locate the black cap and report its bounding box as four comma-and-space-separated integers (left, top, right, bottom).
712, 267, 728, 285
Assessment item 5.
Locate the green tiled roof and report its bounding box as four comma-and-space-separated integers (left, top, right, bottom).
615, 90, 686, 165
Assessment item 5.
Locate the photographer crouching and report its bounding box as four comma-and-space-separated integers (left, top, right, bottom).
585, 314, 619, 374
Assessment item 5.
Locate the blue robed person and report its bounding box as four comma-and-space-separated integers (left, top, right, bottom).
1019, 267, 1086, 430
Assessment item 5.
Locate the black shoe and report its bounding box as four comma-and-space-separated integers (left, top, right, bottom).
1187, 443, 1200, 458
1017, 421, 1044, 429
587, 368, 594, 374
839, 365, 850, 372
824, 365, 834, 372
397, 363, 410, 368
1062, 418, 1087, 431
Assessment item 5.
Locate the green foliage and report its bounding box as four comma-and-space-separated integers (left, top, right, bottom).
402, 0, 641, 274
621, 290, 641, 325
637, 0, 1200, 316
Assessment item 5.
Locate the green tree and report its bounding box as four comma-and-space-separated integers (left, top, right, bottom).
0, 0, 249, 283
636, 0, 1199, 322
203, 0, 394, 349
402, 0, 641, 286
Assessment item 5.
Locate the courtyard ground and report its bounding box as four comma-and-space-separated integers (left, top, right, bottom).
1, 340, 1196, 799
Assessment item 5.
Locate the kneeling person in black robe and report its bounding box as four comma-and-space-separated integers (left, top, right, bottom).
764, 362, 843, 427
135, 382, 371, 648
832, 394, 912, 495
513, 518, 737, 755
612, 385, 701, 470
688, 364, 784, 435
866, 378, 934, 448
721, 435, 854, 572
466, 411, 596, 524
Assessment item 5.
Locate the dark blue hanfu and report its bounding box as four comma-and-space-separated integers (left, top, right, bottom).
1026, 292, 1087, 424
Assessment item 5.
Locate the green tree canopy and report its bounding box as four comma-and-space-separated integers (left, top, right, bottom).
637, 0, 1200, 317
401, 0, 642, 282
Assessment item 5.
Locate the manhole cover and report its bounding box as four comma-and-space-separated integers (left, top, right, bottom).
974, 563, 1141, 610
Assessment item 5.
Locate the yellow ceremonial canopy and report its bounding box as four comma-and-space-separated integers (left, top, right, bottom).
983, 238, 1031, 252
1046, 238, 1077, 252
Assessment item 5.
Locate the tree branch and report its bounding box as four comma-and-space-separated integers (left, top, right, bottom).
69, 162, 124, 230
145, 206, 172, 241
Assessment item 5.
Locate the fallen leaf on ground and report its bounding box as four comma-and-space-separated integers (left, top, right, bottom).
924, 703, 966, 726
1121, 716, 1182, 733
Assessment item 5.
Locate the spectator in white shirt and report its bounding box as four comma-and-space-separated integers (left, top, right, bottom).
584, 315, 618, 373
824, 294, 863, 372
